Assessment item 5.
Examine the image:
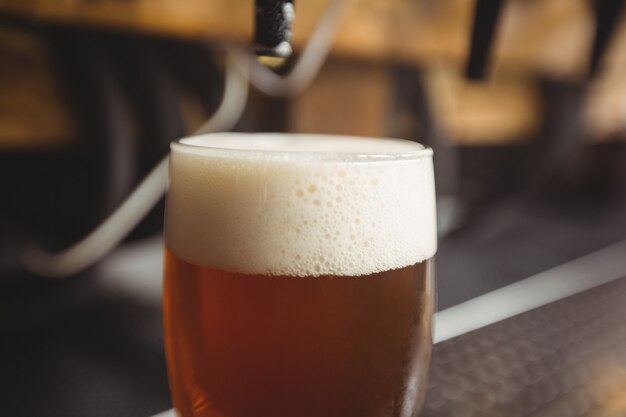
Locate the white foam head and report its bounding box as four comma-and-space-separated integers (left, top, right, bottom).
165, 133, 437, 277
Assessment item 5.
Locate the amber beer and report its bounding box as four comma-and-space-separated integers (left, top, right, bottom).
163, 133, 437, 417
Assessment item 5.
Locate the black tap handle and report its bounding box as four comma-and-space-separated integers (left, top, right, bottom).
255, 0, 295, 58
465, 0, 506, 80
589, 0, 625, 77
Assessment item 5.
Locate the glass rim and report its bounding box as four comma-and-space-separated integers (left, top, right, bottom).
171, 132, 433, 162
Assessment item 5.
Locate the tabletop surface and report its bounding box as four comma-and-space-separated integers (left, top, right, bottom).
425, 275, 626, 417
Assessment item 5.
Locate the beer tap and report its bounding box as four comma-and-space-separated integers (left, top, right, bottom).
465, 0, 507, 80
254, 0, 295, 64
589, 0, 625, 77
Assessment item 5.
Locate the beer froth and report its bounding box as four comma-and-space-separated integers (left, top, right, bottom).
165, 133, 436, 277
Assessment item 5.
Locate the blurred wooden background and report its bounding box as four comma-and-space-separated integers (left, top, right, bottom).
1, 0, 625, 148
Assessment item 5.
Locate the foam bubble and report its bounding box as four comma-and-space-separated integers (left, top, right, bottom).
165, 133, 437, 277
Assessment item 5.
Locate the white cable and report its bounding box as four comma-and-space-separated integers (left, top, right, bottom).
194, 49, 249, 134
230, 0, 347, 98
20, 157, 170, 278
20, 0, 345, 278
20, 51, 249, 278
150, 411, 175, 417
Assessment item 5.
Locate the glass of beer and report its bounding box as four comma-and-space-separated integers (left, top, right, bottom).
163, 133, 437, 417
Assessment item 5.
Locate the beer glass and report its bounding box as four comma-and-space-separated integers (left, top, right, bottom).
163, 133, 437, 417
